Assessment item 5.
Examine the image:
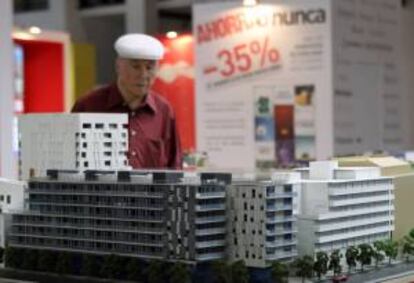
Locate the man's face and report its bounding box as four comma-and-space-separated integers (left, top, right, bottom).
116, 58, 157, 99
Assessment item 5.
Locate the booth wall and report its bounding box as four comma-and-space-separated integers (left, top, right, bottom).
0, 0, 14, 178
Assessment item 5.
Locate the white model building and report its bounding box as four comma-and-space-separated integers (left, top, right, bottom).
18, 113, 129, 180
0, 178, 25, 248
227, 172, 300, 268
296, 161, 394, 257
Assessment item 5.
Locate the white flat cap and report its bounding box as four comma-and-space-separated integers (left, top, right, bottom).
114, 33, 164, 60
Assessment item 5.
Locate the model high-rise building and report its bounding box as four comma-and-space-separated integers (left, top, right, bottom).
336, 155, 414, 241
227, 172, 300, 268
9, 170, 230, 263
18, 113, 129, 180
0, 178, 25, 248
296, 161, 394, 257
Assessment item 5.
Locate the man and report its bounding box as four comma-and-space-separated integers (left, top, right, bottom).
72, 33, 182, 169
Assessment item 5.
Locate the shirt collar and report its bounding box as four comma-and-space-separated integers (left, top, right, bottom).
106, 82, 157, 114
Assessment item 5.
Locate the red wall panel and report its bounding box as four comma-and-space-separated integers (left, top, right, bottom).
14, 39, 64, 113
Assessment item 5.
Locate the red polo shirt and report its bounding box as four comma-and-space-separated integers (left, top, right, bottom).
72, 83, 182, 169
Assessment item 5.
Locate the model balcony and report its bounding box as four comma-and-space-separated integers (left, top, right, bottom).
15, 212, 165, 223
316, 225, 394, 244
29, 190, 165, 198
318, 205, 392, 220
195, 240, 226, 249
13, 222, 165, 235
316, 216, 394, 232
266, 216, 294, 224
8, 242, 164, 260
266, 204, 293, 212
329, 195, 394, 207
266, 251, 298, 261
329, 185, 391, 196
195, 204, 225, 212
195, 252, 225, 261
266, 192, 294, 199
195, 227, 226, 236
266, 228, 297, 236
9, 233, 166, 247
265, 240, 297, 248
29, 201, 165, 211
195, 191, 225, 199
195, 215, 226, 224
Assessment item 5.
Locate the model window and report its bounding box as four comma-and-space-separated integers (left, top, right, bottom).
109, 124, 117, 129
81, 152, 86, 158
105, 161, 111, 166
82, 123, 91, 129
95, 123, 104, 129
284, 185, 292, 193
7, 195, 11, 204
103, 133, 112, 138
14, 0, 49, 13
84, 161, 88, 168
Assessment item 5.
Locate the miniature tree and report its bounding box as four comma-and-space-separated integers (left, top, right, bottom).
357, 244, 373, 272
126, 257, 142, 281
81, 254, 99, 277
293, 255, 314, 283
231, 260, 249, 283
169, 262, 190, 283
313, 251, 329, 281
372, 241, 385, 268
401, 235, 414, 263
345, 246, 358, 273
145, 260, 165, 283
100, 254, 124, 279
21, 249, 38, 271
0, 247, 4, 264
212, 260, 231, 283
5, 247, 24, 269
55, 252, 72, 275
37, 249, 56, 272
271, 261, 289, 283
328, 250, 342, 276
382, 239, 399, 265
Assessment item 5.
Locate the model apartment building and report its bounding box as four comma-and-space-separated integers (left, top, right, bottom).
0, 178, 25, 248
18, 113, 129, 180
227, 172, 300, 268
9, 170, 230, 263
296, 161, 394, 257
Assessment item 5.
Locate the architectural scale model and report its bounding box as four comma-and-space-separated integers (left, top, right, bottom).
227, 172, 300, 268
18, 113, 130, 180
296, 161, 394, 257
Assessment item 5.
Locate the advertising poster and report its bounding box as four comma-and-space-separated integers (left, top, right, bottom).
332, 0, 404, 154
194, 0, 332, 170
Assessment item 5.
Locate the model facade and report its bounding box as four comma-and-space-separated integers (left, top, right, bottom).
336, 155, 414, 241
296, 161, 394, 257
0, 178, 25, 248
9, 170, 230, 263
18, 113, 129, 180
227, 172, 300, 268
